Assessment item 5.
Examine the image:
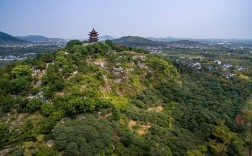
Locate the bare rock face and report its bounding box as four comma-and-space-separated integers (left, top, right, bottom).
47, 140, 54, 147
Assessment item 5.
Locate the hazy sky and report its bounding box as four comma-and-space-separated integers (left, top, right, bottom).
0, 0, 252, 39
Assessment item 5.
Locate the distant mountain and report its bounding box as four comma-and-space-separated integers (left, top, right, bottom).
168, 40, 205, 45
99, 35, 115, 41
16, 35, 66, 43
0, 31, 29, 44
148, 37, 180, 42
113, 36, 163, 47
222, 39, 252, 45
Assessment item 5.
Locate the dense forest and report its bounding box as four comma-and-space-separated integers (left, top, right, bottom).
0, 40, 251, 155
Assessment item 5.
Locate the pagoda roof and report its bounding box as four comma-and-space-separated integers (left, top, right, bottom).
89, 28, 98, 34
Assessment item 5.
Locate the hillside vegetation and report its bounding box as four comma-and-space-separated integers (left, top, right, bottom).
0, 40, 251, 156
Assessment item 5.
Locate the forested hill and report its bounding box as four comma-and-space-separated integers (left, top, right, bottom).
0, 31, 29, 44
113, 36, 163, 47
16, 35, 66, 43
0, 40, 251, 155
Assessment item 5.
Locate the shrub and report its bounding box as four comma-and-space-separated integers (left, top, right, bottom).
27, 98, 43, 112
31, 87, 40, 96
40, 103, 55, 116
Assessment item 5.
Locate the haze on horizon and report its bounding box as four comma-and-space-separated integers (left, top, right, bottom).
0, 0, 252, 40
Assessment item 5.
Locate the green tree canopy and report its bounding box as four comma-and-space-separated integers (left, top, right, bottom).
65, 40, 82, 51
11, 65, 32, 79
9, 77, 32, 94
27, 98, 44, 112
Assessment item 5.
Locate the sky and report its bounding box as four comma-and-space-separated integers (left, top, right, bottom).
0, 0, 252, 39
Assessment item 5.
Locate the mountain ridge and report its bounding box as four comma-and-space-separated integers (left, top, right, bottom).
0, 31, 30, 44
112, 36, 163, 47
16, 35, 66, 43
99, 35, 115, 41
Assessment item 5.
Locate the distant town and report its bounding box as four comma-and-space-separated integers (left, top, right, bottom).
146, 40, 252, 53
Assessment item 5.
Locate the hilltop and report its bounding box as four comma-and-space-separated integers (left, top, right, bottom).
0, 40, 250, 155
0, 31, 29, 44
113, 36, 163, 47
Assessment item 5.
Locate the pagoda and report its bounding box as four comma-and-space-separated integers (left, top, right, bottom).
89, 28, 99, 43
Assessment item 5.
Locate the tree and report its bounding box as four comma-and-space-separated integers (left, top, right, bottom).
82, 97, 96, 112
34, 60, 46, 70
11, 65, 32, 79
71, 45, 84, 54
0, 93, 14, 113
41, 53, 54, 63
52, 115, 114, 156
62, 64, 73, 78
65, 40, 82, 51
40, 103, 55, 116
86, 43, 110, 55
71, 52, 82, 63
66, 97, 83, 115
65, 142, 79, 156
105, 40, 114, 48
186, 145, 207, 156
208, 120, 245, 155
93, 43, 110, 54
31, 87, 39, 96
53, 79, 65, 91
27, 98, 43, 112
42, 86, 54, 99
112, 107, 120, 120
55, 55, 68, 67
9, 77, 32, 94
9, 65, 33, 95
